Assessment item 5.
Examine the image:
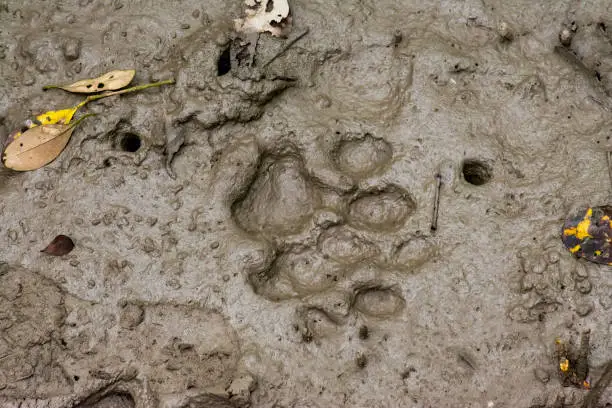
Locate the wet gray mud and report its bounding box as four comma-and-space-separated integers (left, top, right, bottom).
1, 0, 612, 407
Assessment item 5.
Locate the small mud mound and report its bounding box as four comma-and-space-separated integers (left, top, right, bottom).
334, 134, 393, 178
352, 286, 405, 317
232, 154, 320, 237
348, 185, 416, 232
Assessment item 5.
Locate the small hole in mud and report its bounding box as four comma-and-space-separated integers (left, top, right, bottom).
73, 375, 79, 381
217, 45, 231, 76
86, 84, 92, 88
358, 325, 369, 340
119, 133, 141, 152
356, 353, 368, 369
462, 159, 492, 186
97, 82, 104, 89
103, 158, 112, 167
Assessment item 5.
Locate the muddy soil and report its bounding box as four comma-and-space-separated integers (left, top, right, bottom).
1, 0, 612, 407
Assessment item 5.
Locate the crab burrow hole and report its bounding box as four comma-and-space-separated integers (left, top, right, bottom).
117, 132, 142, 153
461, 159, 492, 186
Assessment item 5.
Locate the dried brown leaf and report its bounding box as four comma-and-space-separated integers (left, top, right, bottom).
43, 69, 136, 93
1, 124, 76, 171
41, 235, 75, 256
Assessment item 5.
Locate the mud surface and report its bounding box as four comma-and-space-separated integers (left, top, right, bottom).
1, 0, 612, 407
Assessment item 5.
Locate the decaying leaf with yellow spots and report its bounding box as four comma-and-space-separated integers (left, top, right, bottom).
1, 114, 93, 171
2, 106, 81, 152
42, 69, 136, 93
561, 206, 612, 265
554, 332, 591, 389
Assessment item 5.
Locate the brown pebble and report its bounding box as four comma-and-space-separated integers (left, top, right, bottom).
41, 235, 75, 256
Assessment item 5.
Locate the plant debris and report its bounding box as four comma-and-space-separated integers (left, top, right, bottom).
234, 0, 292, 37
554, 331, 591, 389
561, 206, 612, 265
3, 76, 174, 171
41, 235, 75, 256
2, 114, 93, 171
42, 69, 136, 93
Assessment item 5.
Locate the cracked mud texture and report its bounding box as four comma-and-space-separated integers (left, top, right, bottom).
1, 0, 612, 407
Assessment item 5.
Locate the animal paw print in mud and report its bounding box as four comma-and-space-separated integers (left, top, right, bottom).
507, 242, 595, 323
205, 132, 440, 340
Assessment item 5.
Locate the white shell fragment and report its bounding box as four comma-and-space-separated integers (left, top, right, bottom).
234, 0, 292, 37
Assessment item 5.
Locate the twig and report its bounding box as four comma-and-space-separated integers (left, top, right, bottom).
262, 28, 310, 68
76, 79, 175, 109
430, 173, 442, 233
607, 152, 612, 193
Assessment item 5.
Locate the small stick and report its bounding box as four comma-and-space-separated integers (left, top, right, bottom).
262, 28, 310, 68
607, 152, 612, 193
76, 79, 175, 109
430, 173, 442, 233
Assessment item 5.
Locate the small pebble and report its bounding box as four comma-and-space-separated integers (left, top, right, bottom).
573, 263, 588, 280
315, 94, 332, 109
545, 250, 560, 264
22, 72, 35, 86
214, 32, 229, 47
181, 23, 190, 30
497, 21, 514, 41
575, 301, 593, 317
63, 38, 81, 61
531, 258, 547, 274
533, 367, 550, 384
120, 304, 145, 329
210, 241, 220, 249
576, 279, 592, 294
166, 278, 181, 289
599, 294, 612, 310
192, 9, 200, 19
559, 28, 573, 46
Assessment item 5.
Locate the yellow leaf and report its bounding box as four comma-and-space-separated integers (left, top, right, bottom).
1, 115, 92, 171
43, 69, 136, 93
559, 358, 570, 372
34, 106, 80, 126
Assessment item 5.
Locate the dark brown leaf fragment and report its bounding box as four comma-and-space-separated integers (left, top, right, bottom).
41, 235, 75, 256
